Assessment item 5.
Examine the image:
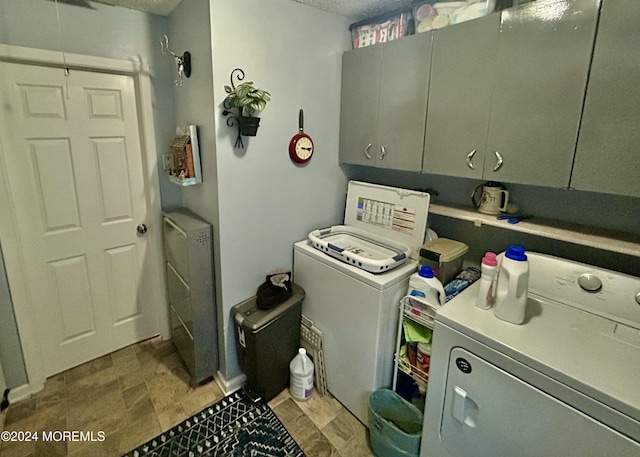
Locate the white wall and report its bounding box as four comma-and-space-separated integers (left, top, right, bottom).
202, 0, 352, 380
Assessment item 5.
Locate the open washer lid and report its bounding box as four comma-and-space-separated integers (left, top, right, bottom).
307, 181, 430, 274
343, 181, 430, 259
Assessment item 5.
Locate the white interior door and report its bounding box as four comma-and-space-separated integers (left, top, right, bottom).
0, 61, 162, 376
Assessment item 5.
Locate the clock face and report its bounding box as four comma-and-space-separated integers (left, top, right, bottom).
295, 137, 313, 160
290, 134, 314, 163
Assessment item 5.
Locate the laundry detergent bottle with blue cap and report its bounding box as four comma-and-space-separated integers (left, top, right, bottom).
493, 245, 529, 324
408, 265, 446, 306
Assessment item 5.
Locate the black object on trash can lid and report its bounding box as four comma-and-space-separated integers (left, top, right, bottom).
256, 268, 293, 309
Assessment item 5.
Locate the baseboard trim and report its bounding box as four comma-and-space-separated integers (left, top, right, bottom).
214, 371, 246, 396
7, 383, 32, 403
0, 383, 32, 433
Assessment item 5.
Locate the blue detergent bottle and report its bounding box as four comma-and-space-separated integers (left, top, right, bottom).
408, 265, 446, 306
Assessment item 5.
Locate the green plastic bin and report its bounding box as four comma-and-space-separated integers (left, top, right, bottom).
368, 389, 424, 457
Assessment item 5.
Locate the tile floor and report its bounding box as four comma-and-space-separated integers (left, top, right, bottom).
0, 337, 375, 457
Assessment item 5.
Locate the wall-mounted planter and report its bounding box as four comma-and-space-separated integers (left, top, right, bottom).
239, 116, 261, 137
222, 68, 270, 148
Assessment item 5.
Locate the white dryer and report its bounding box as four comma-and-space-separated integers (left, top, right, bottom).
293, 181, 430, 423
421, 252, 640, 456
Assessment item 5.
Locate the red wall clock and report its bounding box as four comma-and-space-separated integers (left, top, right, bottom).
289, 109, 314, 164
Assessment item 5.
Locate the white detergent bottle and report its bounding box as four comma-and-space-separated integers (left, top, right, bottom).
290, 348, 314, 401
408, 265, 446, 306
475, 252, 498, 310
493, 245, 529, 324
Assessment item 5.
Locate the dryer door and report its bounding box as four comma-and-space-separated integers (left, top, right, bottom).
439, 347, 640, 457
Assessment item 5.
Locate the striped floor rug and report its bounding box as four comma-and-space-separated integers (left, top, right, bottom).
122, 388, 304, 456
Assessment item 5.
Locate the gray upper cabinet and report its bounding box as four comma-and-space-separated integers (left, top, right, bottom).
339, 32, 433, 171
422, 13, 500, 178
340, 44, 381, 167
483, 0, 600, 186
570, 0, 640, 198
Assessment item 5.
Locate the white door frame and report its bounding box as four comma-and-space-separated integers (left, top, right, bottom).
0, 43, 170, 397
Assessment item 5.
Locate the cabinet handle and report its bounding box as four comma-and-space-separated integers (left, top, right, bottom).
163, 216, 187, 237
364, 143, 372, 159
466, 149, 477, 170
380, 145, 386, 160
493, 151, 504, 172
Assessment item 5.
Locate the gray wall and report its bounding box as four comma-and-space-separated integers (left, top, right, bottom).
357, 169, 640, 235
0, 0, 179, 387
171, 0, 352, 381
0, 245, 26, 388
357, 168, 640, 274
167, 0, 223, 373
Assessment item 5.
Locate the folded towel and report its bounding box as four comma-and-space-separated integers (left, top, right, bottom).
403, 319, 432, 344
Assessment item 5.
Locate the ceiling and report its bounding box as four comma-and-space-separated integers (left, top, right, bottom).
60, 0, 413, 21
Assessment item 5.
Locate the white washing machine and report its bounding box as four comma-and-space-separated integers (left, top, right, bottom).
293, 181, 430, 423
421, 252, 640, 456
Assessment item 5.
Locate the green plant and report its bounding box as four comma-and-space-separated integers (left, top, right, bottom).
223, 81, 271, 117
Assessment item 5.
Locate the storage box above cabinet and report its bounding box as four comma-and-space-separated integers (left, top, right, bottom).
339, 32, 433, 171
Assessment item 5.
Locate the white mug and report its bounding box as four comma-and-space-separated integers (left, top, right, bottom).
472, 182, 509, 215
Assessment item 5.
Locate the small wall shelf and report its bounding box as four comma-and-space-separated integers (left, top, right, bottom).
164, 124, 202, 186
429, 203, 640, 258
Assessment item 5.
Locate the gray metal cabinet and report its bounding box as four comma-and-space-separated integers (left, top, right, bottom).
483, 0, 599, 186
163, 209, 217, 385
339, 33, 433, 171
570, 0, 640, 198
422, 13, 500, 178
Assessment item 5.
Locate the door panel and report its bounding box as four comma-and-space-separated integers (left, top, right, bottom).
484, 0, 599, 186
50, 255, 96, 343
105, 244, 142, 323
440, 347, 640, 457
0, 62, 160, 376
570, 0, 640, 197
378, 33, 432, 171
423, 13, 499, 178
94, 137, 134, 222
30, 138, 81, 230
339, 44, 381, 166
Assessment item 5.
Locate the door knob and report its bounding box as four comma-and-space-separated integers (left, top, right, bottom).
137, 224, 148, 234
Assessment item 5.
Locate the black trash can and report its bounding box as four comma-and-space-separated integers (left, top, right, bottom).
232, 283, 305, 402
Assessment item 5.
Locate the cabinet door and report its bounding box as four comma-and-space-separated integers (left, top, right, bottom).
423, 13, 500, 178
570, 0, 640, 197
339, 44, 381, 166
377, 33, 432, 171
484, 0, 599, 186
